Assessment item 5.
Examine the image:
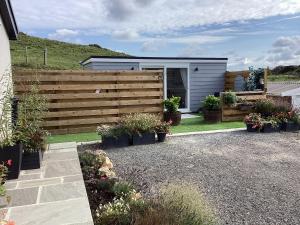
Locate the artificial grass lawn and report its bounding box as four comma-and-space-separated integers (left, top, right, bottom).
47, 116, 245, 144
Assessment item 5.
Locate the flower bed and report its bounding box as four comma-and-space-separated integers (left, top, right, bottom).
97, 113, 171, 149
78, 149, 216, 225
244, 99, 300, 133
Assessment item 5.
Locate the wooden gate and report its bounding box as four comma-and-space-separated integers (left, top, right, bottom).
13, 70, 164, 134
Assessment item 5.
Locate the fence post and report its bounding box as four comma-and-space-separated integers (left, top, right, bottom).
25, 46, 28, 64
44, 48, 48, 66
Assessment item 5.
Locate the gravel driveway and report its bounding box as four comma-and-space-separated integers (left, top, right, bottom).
107, 131, 300, 225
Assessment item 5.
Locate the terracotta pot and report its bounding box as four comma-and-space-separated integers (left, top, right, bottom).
203, 110, 221, 123
164, 111, 181, 126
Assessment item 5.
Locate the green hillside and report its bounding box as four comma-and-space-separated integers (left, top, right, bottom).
10, 33, 127, 70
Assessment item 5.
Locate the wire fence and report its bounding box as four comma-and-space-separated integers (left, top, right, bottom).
12, 47, 48, 68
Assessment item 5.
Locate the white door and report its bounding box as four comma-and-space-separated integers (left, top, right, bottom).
140, 64, 190, 112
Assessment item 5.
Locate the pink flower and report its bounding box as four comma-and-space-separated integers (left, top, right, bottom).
6, 221, 15, 225
6, 160, 12, 166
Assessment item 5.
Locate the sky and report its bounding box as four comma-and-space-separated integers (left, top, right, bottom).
11, 0, 300, 70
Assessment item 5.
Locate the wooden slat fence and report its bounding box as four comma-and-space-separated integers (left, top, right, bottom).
224, 69, 269, 92
13, 70, 164, 135
221, 91, 266, 122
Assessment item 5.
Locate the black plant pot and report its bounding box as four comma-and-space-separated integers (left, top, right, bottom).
282, 121, 299, 132
0, 143, 22, 180
246, 124, 259, 132
262, 124, 280, 133
21, 150, 43, 170
157, 132, 167, 142
164, 111, 181, 126
132, 132, 156, 145
102, 134, 130, 149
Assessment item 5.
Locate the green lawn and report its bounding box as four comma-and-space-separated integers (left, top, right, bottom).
268, 75, 300, 81
47, 116, 245, 144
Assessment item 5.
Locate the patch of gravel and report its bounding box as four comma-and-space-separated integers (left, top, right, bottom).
105, 131, 300, 225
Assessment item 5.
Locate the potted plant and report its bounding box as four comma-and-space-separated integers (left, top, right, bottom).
16, 85, 48, 170
163, 96, 181, 126
155, 121, 171, 142
223, 91, 237, 107
121, 113, 160, 145
254, 99, 275, 117
282, 110, 300, 132
202, 95, 221, 123
97, 124, 130, 149
244, 113, 263, 132
262, 117, 280, 133
0, 81, 22, 180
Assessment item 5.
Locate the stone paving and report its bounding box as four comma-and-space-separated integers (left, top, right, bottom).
1, 142, 94, 225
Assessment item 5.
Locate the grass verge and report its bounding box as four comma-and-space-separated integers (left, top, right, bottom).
47, 116, 245, 144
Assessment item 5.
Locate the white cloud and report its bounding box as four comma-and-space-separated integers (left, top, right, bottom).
141, 40, 167, 52
265, 36, 300, 66
112, 29, 140, 40
12, 0, 300, 34
48, 29, 80, 43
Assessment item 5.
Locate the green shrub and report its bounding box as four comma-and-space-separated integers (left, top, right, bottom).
163, 96, 181, 113
112, 181, 135, 199
97, 124, 128, 138
158, 184, 216, 225
0, 70, 16, 148
203, 95, 220, 111
254, 99, 275, 117
133, 184, 217, 225
223, 91, 237, 106
121, 113, 160, 135
16, 84, 48, 153
78, 151, 106, 170
96, 197, 132, 225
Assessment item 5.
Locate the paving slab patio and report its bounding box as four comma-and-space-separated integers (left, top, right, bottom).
2, 142, 94, 225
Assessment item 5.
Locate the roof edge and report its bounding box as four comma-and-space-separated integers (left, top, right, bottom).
81, 55, 228, 65
0, 0, 18, 40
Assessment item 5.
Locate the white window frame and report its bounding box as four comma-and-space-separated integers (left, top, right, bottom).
139, 63, 190, 113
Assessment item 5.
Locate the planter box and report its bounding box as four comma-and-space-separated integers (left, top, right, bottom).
21, 150, 43, 170
157, 132, 167, 142
246, 124, 259, 132
102, 134, 130, 149
282, 122, 299, 132
262, 124, 280, 133
132, 132, 156, 145
203, 110, 221, 123
164, 112, 181, 126
0, 143, 22, 180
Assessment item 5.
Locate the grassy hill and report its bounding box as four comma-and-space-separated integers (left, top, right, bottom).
269, 65, 300, 81
10, 33, 127, 70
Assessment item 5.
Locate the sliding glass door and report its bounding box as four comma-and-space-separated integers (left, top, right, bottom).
166, 68, 188, 110
141, 65, 189, 112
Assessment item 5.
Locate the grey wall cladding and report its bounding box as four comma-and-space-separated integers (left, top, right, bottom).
83, 62, 139, 71
189, 63, 227, 112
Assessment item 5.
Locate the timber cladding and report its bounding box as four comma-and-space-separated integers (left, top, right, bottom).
13, 70, 164, 135
221, 91, 267, 122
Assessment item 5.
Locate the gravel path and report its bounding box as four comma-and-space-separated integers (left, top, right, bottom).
107, 131, 300, 225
